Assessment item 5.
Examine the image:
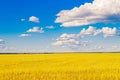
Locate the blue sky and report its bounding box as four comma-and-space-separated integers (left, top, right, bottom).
0, 0, 120, 53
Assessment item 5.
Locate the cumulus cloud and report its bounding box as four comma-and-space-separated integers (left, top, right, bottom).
112, 46, 119, 49
21, 18, 25, 21
92, 45, 104, 50
52, 33, 80, 48
53, 26, 117, 48
55, 0, 120, 27
19, 34, 31, 37
102, 27, 117, 37
46, 25, 54, 29
29, 16, 40, 23
27, 27, 44, 33
0, 39, 5, 44
0, 39, 6, 49
80, 26, 96, 36
80, 26, 117, 37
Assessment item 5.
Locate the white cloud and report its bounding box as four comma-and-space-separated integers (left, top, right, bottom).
112, 46, 119, 49
29, 16, 40, 23
27, 27, 44, 33
0, 39, 4, 42
53, 26, 117, 48
80, 26, 116, 37
92, 45, 104, 50
55, 0, 120, 27
0, 39, 6, 50
21, 18, 25, 21
80, 26, 96, 36
52, 33, 80, 48
0, 39, 5, 44
19, 34, 31, 37
46, 26, 54, 29
102, 27, 117, 37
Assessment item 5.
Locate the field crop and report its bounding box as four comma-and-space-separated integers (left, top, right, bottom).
0, 53, 120, 80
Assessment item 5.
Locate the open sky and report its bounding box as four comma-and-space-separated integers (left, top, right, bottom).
0, 0, 120, 53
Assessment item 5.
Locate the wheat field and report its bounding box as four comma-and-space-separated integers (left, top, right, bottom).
0, 53, 120, 80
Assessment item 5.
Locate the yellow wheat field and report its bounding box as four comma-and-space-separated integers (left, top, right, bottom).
0, 53, 120, 80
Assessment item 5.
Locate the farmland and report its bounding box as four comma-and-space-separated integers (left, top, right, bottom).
0, 53, 120, 80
